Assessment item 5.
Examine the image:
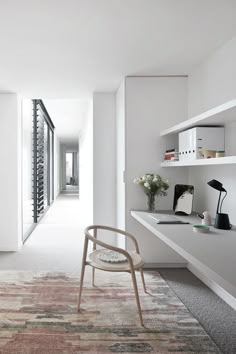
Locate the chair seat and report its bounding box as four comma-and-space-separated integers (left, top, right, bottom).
88, 249, 144, 272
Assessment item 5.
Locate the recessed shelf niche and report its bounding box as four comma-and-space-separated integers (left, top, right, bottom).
160, 99, 236, 167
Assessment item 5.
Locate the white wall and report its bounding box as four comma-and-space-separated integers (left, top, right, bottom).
54, 134, 61, 198
22, 100, 34, 239
188, 34, 236, 225
125, 77, 188, 264
60, 144, 66, 190
0, 94, 22, 251
188, 35, 236, 117
93, 93, 116, 244
93, 93, 116, 225
116, 81, 126, 248
79, 101, 93, 226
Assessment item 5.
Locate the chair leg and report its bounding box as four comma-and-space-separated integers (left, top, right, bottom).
92, 267, 95, 287
77, 262, 86, 311
92, 228, 97, 287
140, 268, 147, 293
78, 237, 88, 311
130, 268, 144, 326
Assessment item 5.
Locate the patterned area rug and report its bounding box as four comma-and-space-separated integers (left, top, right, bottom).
0, 270, 221, 353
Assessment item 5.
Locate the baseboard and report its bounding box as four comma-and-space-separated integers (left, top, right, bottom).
144, 262, 187, 269
0, 243, 22, 252
188, 263, 236, 311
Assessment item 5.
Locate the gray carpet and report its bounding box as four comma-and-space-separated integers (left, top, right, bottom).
159, 268, 236, 354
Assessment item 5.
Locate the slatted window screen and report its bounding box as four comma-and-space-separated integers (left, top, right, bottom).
32, 100, 54, 223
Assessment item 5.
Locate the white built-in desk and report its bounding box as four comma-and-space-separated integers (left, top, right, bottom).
131, 210, 236, 309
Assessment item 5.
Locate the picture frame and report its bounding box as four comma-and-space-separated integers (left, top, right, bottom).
173, 184, 194, 215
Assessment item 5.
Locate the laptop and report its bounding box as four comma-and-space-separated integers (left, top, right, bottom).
148, 213, 189, 224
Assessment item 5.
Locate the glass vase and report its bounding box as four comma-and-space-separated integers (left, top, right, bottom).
147, 193, 156, 212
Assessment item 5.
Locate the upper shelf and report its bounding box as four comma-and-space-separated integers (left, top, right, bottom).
160, 99, 236, 137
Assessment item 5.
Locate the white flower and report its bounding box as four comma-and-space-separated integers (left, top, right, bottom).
133, 173, 169, 197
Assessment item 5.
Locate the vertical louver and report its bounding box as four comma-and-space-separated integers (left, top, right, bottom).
32, 100, 54, 223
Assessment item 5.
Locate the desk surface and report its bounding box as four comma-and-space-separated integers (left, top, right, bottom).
131, 210, 236, 299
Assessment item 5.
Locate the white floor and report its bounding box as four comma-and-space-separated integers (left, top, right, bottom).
65, 185, 79, 191
0, 194, 92, 272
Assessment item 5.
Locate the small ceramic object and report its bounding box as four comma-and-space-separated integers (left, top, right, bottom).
193, 225, 210, 233
202, 211, 212, 226
216, 150, 225, 158
200, 149, 216, 159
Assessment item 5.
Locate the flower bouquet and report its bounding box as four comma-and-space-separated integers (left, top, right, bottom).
134, 173, 169, 211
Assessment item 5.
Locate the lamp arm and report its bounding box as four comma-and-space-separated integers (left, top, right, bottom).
220, 190, 227, 213
216, 190, 222, 214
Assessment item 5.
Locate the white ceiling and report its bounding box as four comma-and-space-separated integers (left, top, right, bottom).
43, 99, 90, 143
1, 0, 236, 98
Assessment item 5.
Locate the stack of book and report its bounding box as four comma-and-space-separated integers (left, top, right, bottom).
164, 148, 179, 162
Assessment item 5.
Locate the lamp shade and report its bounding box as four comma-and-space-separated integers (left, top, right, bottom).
207, 179, 226, 192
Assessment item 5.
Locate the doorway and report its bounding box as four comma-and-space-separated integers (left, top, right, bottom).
60, 143, 79, 194
66, 152, 79, 191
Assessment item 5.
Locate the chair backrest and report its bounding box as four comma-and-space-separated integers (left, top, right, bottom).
84, 225, 140, 259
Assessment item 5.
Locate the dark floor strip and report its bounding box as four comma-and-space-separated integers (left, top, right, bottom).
159, 268, 236, 354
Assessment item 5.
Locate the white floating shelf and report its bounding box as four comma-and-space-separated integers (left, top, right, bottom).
161, 156, 236, 167
160, 99, 236, 136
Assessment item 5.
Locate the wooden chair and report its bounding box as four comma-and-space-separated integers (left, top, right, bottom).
77, 225, 147, 326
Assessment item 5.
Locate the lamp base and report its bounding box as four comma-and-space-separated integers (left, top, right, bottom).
214, 213, 231, 230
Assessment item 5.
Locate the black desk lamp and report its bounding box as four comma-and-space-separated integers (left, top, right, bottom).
207, 179, 231, 230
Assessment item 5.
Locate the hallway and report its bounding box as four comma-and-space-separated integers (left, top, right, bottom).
0, 194, 91, 272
